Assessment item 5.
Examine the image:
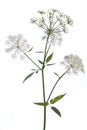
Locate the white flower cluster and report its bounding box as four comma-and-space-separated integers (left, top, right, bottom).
5, 34, 30, 60
61, 54, 85, 74
31, 9, 73, 46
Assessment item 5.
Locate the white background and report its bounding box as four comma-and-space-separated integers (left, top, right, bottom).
0, 0, 87, 130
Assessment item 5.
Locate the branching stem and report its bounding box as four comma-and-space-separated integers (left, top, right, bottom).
20, 48, 41, 70
41, 34, 50, 130
47, 67, 71, 102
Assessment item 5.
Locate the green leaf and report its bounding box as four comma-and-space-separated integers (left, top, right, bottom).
34, 102, 48, 106
46, 53, 53, 63
54, 72, 60, 77
47, 63, 55, 66
51, 106, 61, 117
50, 93, 66, 104
31, 69, 36, 71
23, 72, 34, 83
36, 51, 43, 53
27, 47, 33, 52
38, 60, 43, 64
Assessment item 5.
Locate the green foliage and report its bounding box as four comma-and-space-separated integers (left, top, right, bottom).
34, 102, 48, 106
47, 63, 55, 66
50, 93, 66, 104
51, 106, 61, 117
54, 72, 60, 77
38, 59, 43, 64
27, 47, 33, 52
23, 72, 34, 83
36, 51, 43, 53
46, 53, 53, 63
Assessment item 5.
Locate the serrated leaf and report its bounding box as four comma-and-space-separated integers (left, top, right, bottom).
46, 53, 53, 63
34, 102, 48, 106
51, 106, 61, 117
28, 47, 33, 52
50, 93, 66, 104
38, 60, 43, 64
23, 72, 34, 83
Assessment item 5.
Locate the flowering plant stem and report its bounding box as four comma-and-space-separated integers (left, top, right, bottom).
22, 34, 50, 130
41, 69, 46, 130
5, 9, 85, 130
21, 34, 70, 130
23, 51, 41, 70
47, 67, 71, 102
20, 35, 71, 130
42, 34, 50, 130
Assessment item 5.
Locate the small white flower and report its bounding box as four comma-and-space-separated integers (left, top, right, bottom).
5, 34, 30, 60
61, 54, 85, 74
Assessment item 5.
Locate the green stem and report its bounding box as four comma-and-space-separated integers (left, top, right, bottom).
46, 44, 51, 57
23, 52, 41, 70
41, 69, 46, 130
43, 34, 50, 69
47, 67, 71, 102
42, 69, 46, 102
41, 34, 50, 130
44, 105, 46, 130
